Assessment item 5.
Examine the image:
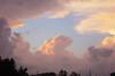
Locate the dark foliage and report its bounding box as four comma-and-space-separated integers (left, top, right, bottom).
111, 72, 115, 76
58, 70, 67, 76
32, 72, 56, 76
70, 72, 80, 76
0, 56, 28, 76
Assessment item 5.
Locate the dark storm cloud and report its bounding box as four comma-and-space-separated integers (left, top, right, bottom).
0, 18, 13, 58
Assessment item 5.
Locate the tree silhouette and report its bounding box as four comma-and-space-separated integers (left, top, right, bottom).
70, 72, 80, 76
18, 66, 29, 76
58, 70, 67, 76
0, 56, 29, 76
0, 58, 17, 76
32, 72, 56, 76
1, 56, 115, 76
111, 72, 115, 76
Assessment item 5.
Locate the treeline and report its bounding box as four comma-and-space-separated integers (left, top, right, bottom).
0, 56, 115, 76
0, 56, 28, 76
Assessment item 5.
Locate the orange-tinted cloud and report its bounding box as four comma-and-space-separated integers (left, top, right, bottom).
9, 21, 24, 28
76, 12, 115, 35
39, 35, 72, 55
101, 36, 115, 48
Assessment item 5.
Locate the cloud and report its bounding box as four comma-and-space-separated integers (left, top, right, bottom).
74, 0, 115, 36
0, 18, 13, 59
46, 0, 115, 19
86, 35, 115, 61
0, 0, 84, 73
0, 0, 58, 20
87, 46, 113, 61
65, 0, 115, 12
0, 0, 67, 27
76, 12, 115, 35
0, 0, 114, 26
31, 35, 79, 73
39, 35, 72, 55
101, 36, 115, 48
11, 32, 115, 75
83, 36, 115, 76
9, 21, 24, 28
0, 17, 32, 63
0, 0, 76, 21
73, 2, 115, 75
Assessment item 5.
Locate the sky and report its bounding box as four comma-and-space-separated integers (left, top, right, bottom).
14, 14, 106, 54
0, 0, 115, 75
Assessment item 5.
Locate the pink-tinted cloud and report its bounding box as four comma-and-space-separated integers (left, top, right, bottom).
83, 36, 115, 76
22, 35, 79, 73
